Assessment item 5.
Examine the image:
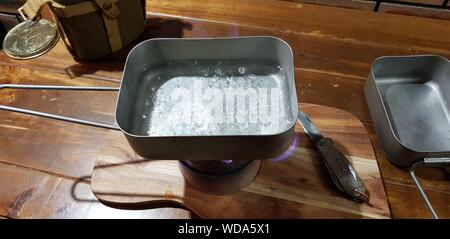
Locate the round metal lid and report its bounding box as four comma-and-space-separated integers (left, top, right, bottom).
2, 18, 59, 60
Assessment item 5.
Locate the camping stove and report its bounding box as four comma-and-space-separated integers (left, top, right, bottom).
179, 160, 261, 194
178, 136, 298, 194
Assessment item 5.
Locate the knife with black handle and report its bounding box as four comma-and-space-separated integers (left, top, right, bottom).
297, 111, 369, 203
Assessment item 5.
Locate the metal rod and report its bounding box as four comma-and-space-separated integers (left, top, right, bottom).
0, 105, 120, 130
0, 84, 121, 130
409, 161, 439, 219
0, 84, 119, 91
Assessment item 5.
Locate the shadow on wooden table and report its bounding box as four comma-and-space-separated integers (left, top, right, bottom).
70, 167, 201, 218
62, 17, 192, 80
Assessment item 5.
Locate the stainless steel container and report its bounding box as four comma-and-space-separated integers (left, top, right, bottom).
365, 55, 450, 218
365, 55, 450, 168
0, 36, 298, 161
116, 37, 298, 161
0, 36, 298, 194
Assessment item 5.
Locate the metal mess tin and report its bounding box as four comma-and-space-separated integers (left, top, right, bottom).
0, 37, 298, 162
365, 55, 450, 168
365, 55, 450, 218
0, 37, 297, 194
116, 37, 298, 160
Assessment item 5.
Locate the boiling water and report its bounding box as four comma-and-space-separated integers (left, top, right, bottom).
130, 59, 295, 136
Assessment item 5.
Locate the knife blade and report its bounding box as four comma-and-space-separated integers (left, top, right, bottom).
297, 111, 369, 203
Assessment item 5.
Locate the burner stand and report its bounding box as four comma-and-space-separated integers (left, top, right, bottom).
179, 160, 261, 194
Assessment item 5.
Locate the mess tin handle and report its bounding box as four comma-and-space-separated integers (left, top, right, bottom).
0, 84, 121, 131
410, 157, 450, 219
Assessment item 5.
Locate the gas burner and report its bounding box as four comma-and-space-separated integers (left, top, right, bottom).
179, 136, 298, 194
179, 160, 261, 195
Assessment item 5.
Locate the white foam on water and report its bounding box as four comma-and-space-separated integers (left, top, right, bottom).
136, 60, 294, 136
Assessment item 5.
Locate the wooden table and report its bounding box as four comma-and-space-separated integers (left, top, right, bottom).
0, 0, 449, 218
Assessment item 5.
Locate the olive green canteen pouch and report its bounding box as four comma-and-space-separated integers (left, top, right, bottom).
18, 0, 146, 59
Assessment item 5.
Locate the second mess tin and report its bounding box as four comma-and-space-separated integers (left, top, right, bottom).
365, 55, 450, 168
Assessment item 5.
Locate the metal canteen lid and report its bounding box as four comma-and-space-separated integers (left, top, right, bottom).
3, 18, 59, 60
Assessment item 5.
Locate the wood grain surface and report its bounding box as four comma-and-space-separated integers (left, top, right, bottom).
0, 0, 449, 218
399, 0, 444, 6
280, 0, 376, 10
379, 2, 450, 21
92, 103, 390, 219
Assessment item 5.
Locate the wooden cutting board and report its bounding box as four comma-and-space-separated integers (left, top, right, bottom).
91, 103, 391, 218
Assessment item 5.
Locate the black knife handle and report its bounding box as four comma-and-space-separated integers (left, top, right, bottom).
316, 137, 369, 203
